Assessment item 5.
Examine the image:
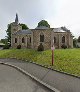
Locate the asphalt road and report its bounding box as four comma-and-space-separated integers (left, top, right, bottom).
0, 64, 53, 92
0, 59, 80, 92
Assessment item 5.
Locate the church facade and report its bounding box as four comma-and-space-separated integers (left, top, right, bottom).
11, 14, 73, 50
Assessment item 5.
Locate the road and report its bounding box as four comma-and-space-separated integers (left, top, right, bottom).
0, 58, 80, 92
0, 64, 53, 92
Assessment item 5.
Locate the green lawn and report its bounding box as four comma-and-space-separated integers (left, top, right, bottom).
0, 48, 80, 76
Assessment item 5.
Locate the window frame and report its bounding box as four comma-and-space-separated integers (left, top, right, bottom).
62, 36, 65, 43
22, 37, 25, 43
15, 38, 17, 43
54, 37, 56, 43
40, 34, 44, 42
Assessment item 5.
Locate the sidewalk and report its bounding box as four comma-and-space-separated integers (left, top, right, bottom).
0, 58, 80, 92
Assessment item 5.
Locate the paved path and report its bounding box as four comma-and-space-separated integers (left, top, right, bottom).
0, 59, 80, 92
0, 64, 54, 92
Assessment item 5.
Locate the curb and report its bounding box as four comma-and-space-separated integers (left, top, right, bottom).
0, 62, 60, 92
0, 58, 80, 79
26, 60, 80, 79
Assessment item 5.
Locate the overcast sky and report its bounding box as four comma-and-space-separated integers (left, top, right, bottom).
0, 0, 80, 39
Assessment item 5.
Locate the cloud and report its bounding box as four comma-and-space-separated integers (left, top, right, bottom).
0, 0, 80, 39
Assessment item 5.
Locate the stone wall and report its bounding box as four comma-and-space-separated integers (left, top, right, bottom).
11, 22, 73, 50
11, 34, 31, 49
32, 29, 52, 50
11, 22, 22, 47
51, 31, 73, 49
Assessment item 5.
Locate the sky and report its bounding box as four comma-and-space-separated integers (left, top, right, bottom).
0, 0, 80, 39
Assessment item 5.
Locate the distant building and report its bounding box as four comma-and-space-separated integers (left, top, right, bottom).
11, 14, 73, 50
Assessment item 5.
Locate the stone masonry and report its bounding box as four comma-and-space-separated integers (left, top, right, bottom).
11, 14, 73, 50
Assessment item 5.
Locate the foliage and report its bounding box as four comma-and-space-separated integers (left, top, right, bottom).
73, 38, 77, 47
37, 43, 44, 51
6, 23, 29, 46
3, 44, 9, 49
77, 36, 80, 42
0, 49, 80, 76
37, 20, 50, 28
61, 44, 67, 49
6, 24, 11, 45
17, 45, 21, 49
0, 39, 8, 44
20, 23, 29, 30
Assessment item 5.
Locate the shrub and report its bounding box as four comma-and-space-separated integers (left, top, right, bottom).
3, 44, 9, 49
17, 45, 21, 49
76, 45, 80, 48
37, 43, 44, 51
61, 44, 67, 49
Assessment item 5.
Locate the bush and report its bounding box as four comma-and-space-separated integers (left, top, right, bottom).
37, 43, 44, 51
76, 45, 80, 48
61, 44, 67, 49
17, 45, 21, 49
3, 44, 9, 49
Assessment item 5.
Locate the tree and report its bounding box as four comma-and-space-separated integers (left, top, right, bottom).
19, 23, 29, 30
6, 23, 29, 46
73, 38, 77, 47
78, 36, 80, 42
6, 24, 11, 45
37, 20, 50, 28
0, 39, 8, 44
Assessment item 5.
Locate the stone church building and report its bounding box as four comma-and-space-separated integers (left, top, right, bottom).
11, 14, 73, 50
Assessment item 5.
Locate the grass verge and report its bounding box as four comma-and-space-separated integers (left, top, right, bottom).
0, 48, 80, 76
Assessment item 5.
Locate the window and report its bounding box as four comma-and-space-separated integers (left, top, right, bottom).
40, 34, 44, 42
62, 36, 65, 43
54, 37, 56, 43
30, 37, 31, 43
15, 38, 17, 43
22, 37, 25, 43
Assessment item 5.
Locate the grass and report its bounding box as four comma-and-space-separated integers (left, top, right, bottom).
0, 48, 80, 76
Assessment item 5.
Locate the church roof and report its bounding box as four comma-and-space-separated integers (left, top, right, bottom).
53, 28, 65, 32
53, 27, 70, 32
15, 13, 18, 24
35, 26, 50, 30
14, 29, 32, 35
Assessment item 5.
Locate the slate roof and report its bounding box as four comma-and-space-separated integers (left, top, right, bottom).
13, 26, 70, 35
14, 29, 32, 35
61, 26, 70, 32
35, 26, 50, 29
53, 28, 65, 32
53, 27, 70, 32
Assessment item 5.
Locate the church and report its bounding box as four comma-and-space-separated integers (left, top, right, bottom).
11, 14, 73, 50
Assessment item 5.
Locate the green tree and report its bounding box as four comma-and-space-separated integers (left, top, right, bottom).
0, 39, 8, 44
19, 23, 29, 30
38, 20, 50, 28
73, 38, 77, 48
6, 23, 29, 46
78, 36, 80, 42
6, 24, 11, 45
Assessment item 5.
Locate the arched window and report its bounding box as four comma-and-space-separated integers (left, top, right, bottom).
22, 37, 25, 43
62, 36, 65, 43
54, 37, 56, 43
15, 38, 17, 43
40, 34, 44, 42
30, 37, 31, 43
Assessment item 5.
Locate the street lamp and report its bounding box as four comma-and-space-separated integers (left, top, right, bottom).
51, 39, 55, 66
